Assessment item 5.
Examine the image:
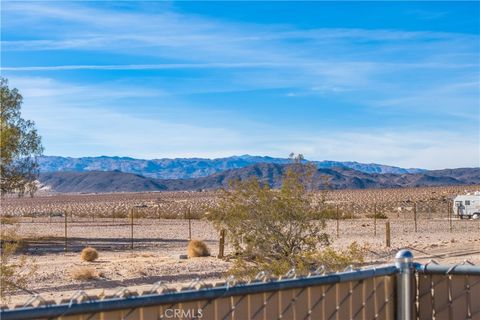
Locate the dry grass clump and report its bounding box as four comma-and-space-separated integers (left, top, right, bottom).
70, 267, 99, 281
365, 212, 388, 219
187, 240, 210, 258
1, 228, 36, 302
80, 247, 99, 262
320, 208, 355, 220
0, 215, 19, 225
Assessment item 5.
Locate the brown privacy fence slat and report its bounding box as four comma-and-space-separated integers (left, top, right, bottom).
2, 251, 480, 320
76, 275, 392, 320
417, 273, 480, 320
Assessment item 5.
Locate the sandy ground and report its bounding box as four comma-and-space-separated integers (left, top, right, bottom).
3, 217, 480, 307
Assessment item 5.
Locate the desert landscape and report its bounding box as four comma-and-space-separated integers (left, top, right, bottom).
2, 185, 479, 307
2, 1, 479, 318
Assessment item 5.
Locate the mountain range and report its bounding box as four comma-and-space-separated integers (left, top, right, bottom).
38, 163, 480, 194
38, 155, 425, 179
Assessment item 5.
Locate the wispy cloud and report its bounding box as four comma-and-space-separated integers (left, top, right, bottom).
3, 1, 477, 100
4, 1, 477, 62
1, 62, 283, 71
7, 75, 479, 169
10, 77, 243, 158
265, 130, 479, 169
8, 76, 167, 100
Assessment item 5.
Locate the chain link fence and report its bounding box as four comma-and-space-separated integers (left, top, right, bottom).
417, 262, 480, 320
1, 250, 479, 320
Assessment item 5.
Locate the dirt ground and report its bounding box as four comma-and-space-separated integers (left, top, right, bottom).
3, 216, 480, 307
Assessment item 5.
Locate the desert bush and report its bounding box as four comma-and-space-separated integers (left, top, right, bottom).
320, 207, 355, 219
80, 247, 99, 262
314, 242, 368, 272
0, 215, 19, 225
207, 156, 330, 278
365, 212, 388, 219
0, 227, 36, 302
187, 240, 210, 258
70, 267, 99, 281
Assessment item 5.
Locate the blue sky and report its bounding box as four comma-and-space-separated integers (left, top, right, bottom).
1, 1, 479, 169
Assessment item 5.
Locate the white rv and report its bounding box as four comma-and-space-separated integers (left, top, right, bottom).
453, 192, 480, 219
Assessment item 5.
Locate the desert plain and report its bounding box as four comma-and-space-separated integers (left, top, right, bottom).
1, 185, 480, 306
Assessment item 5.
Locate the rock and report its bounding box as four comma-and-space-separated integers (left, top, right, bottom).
178, 254, 188, 260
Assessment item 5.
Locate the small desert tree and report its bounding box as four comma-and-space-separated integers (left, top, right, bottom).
0, 77, 40, 301
1, 77, 43, 197
207, 154, 330, 277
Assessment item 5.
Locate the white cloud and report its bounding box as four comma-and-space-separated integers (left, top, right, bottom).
1, 62, 281, 71
264, 131, 480, 169
7, 77, 240, 158
9, 76, 479, 168
370, 80, 480, 120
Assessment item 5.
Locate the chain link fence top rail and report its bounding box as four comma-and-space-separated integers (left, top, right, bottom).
1, 250, 480, 320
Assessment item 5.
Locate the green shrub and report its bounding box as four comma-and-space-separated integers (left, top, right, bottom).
207, 157, 330, 278
207, 155, 368, 279
315, 242, 368, 272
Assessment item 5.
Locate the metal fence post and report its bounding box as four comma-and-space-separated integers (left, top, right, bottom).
64, 210, 68, 253
385, 221, 391, 247
413, 202, 417, 233
336, 204, 340, 238
395, 249, 415, 320
448, 200, 453, 232
130, 208, 134, 250
188, 207, 192, 241
218, 229, 226, 258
